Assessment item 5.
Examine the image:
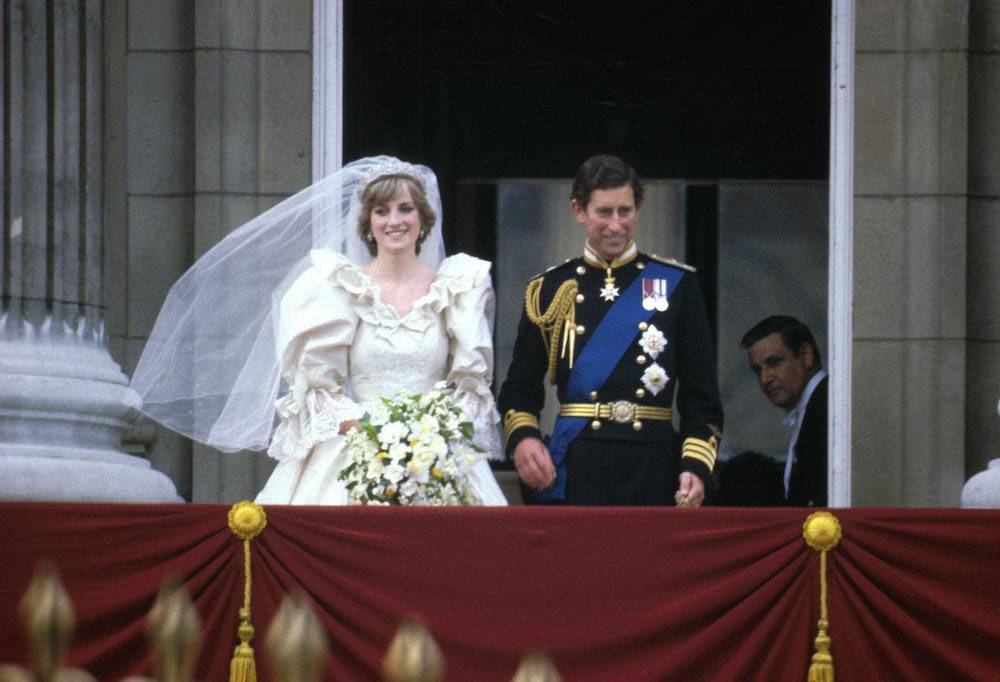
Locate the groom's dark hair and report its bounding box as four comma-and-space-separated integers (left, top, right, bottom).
571, 155, 644, 209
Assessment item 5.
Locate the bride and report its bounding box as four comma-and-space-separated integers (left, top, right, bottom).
129, 156, 507, 505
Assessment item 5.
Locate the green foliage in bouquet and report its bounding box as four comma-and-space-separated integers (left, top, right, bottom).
339, 383, 484, 505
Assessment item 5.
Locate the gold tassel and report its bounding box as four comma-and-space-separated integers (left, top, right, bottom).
802, 512, 842, 682
227, 502, 268, 682
230, 615, 257, 682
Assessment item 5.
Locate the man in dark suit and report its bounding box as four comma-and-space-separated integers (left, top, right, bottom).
498, 155, 723, 506
741, 316, 827, 507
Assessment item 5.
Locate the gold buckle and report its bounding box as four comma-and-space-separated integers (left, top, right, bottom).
609, 400, 636, 424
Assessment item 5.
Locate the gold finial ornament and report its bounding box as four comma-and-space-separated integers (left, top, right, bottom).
802, 511, 842, 682
227, 502, 268, 682
511, 653, 562, 682
145, 580, 202, 682
228, 501, 267, 540
22, 561, 74, 681
382, 618, 445, 682
265, 592, 329, 682
0, 562, 97, 682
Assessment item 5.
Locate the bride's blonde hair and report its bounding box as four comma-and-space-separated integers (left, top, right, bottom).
358, 174, 437, 256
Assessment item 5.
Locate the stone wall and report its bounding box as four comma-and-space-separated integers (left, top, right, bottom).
853, 0, 1000, 505
104, 0, 312, 501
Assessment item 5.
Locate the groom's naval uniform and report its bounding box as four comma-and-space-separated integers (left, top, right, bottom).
498, 242, 724, 505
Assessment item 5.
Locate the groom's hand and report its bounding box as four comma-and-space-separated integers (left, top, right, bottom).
513, 437, 557, 490
674, 472, 705, 507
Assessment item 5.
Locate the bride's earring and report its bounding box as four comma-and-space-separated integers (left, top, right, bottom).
365, 230, 374, 242
419, 229, 426, 240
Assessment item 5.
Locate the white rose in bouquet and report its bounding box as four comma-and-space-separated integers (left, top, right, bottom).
339, 386, 483, 505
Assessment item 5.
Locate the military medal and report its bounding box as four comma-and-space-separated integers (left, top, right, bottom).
642, 278, 669, 311
599, 268, 620, 302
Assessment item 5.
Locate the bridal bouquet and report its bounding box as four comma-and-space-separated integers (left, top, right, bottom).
339, 382, 482, 505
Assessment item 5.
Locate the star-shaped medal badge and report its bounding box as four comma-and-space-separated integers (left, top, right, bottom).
599, 279, 620, 302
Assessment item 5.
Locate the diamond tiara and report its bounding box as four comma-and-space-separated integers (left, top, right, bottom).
357, 159, 426, 199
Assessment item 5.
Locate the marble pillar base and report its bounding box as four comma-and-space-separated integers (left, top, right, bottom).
0, 451, 180, 502
0, 336, 181, 503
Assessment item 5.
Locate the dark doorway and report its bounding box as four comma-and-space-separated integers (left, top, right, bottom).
344, 0, 830, 252
344, 1, 832, 480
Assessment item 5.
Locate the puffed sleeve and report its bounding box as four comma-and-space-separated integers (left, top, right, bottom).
438, 253, 503, 460
266, 249, 363, 462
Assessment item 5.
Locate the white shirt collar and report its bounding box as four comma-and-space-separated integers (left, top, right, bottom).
583, 241, 638, 267
783, 368, 827, 426
782, 368, 827, 496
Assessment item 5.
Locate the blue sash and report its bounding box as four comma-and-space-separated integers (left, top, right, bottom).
533, 261, 684, 502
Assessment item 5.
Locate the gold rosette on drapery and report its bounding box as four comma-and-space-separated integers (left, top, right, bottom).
227, 502, 268, 682
803, 511, 842, 682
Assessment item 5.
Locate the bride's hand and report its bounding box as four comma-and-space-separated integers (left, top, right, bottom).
339, 419, 362, 435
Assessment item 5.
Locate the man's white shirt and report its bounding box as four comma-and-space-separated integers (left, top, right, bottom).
782, 369, 828, 496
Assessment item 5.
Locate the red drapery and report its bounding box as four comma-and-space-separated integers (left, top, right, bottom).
1, 503, 998, 681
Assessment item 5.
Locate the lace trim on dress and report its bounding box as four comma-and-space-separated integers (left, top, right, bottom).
468, 411, 504, 462
267, 365, 362, 462
309, 250, 491, 341
451, 374, 503, 461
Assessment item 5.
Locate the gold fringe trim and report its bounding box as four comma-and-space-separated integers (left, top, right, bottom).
524, 278, 578, 384
228, 502, 268, 682
803, 511, 842, 682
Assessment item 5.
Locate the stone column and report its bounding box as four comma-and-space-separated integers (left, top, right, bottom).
852, 1, 968, 505
966, 0, 1000, 481
0, 0, 177, 501
189, 0, 312, 502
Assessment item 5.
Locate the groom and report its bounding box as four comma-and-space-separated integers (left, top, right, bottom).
498, 155, 723, 506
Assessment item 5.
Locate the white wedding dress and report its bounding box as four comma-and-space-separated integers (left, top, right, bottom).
256, 249, 507, 505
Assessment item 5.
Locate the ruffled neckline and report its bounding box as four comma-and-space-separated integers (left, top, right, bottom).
308, 249, 489, 334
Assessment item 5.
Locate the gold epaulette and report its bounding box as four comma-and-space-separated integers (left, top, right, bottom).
524, 276, 579, 384
649, 254, 697, 272
504, 410, 540, 442
682, 435, 718, 472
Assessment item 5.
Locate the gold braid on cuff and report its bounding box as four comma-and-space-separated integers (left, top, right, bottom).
504, 410, 540, 443
682, 435, 718, 472
524, 277, 579, 384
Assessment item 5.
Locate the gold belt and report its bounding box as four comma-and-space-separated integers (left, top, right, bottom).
559, 401, 672, 424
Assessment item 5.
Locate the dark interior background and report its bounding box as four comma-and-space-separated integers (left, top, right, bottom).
343, 0, 830, 338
